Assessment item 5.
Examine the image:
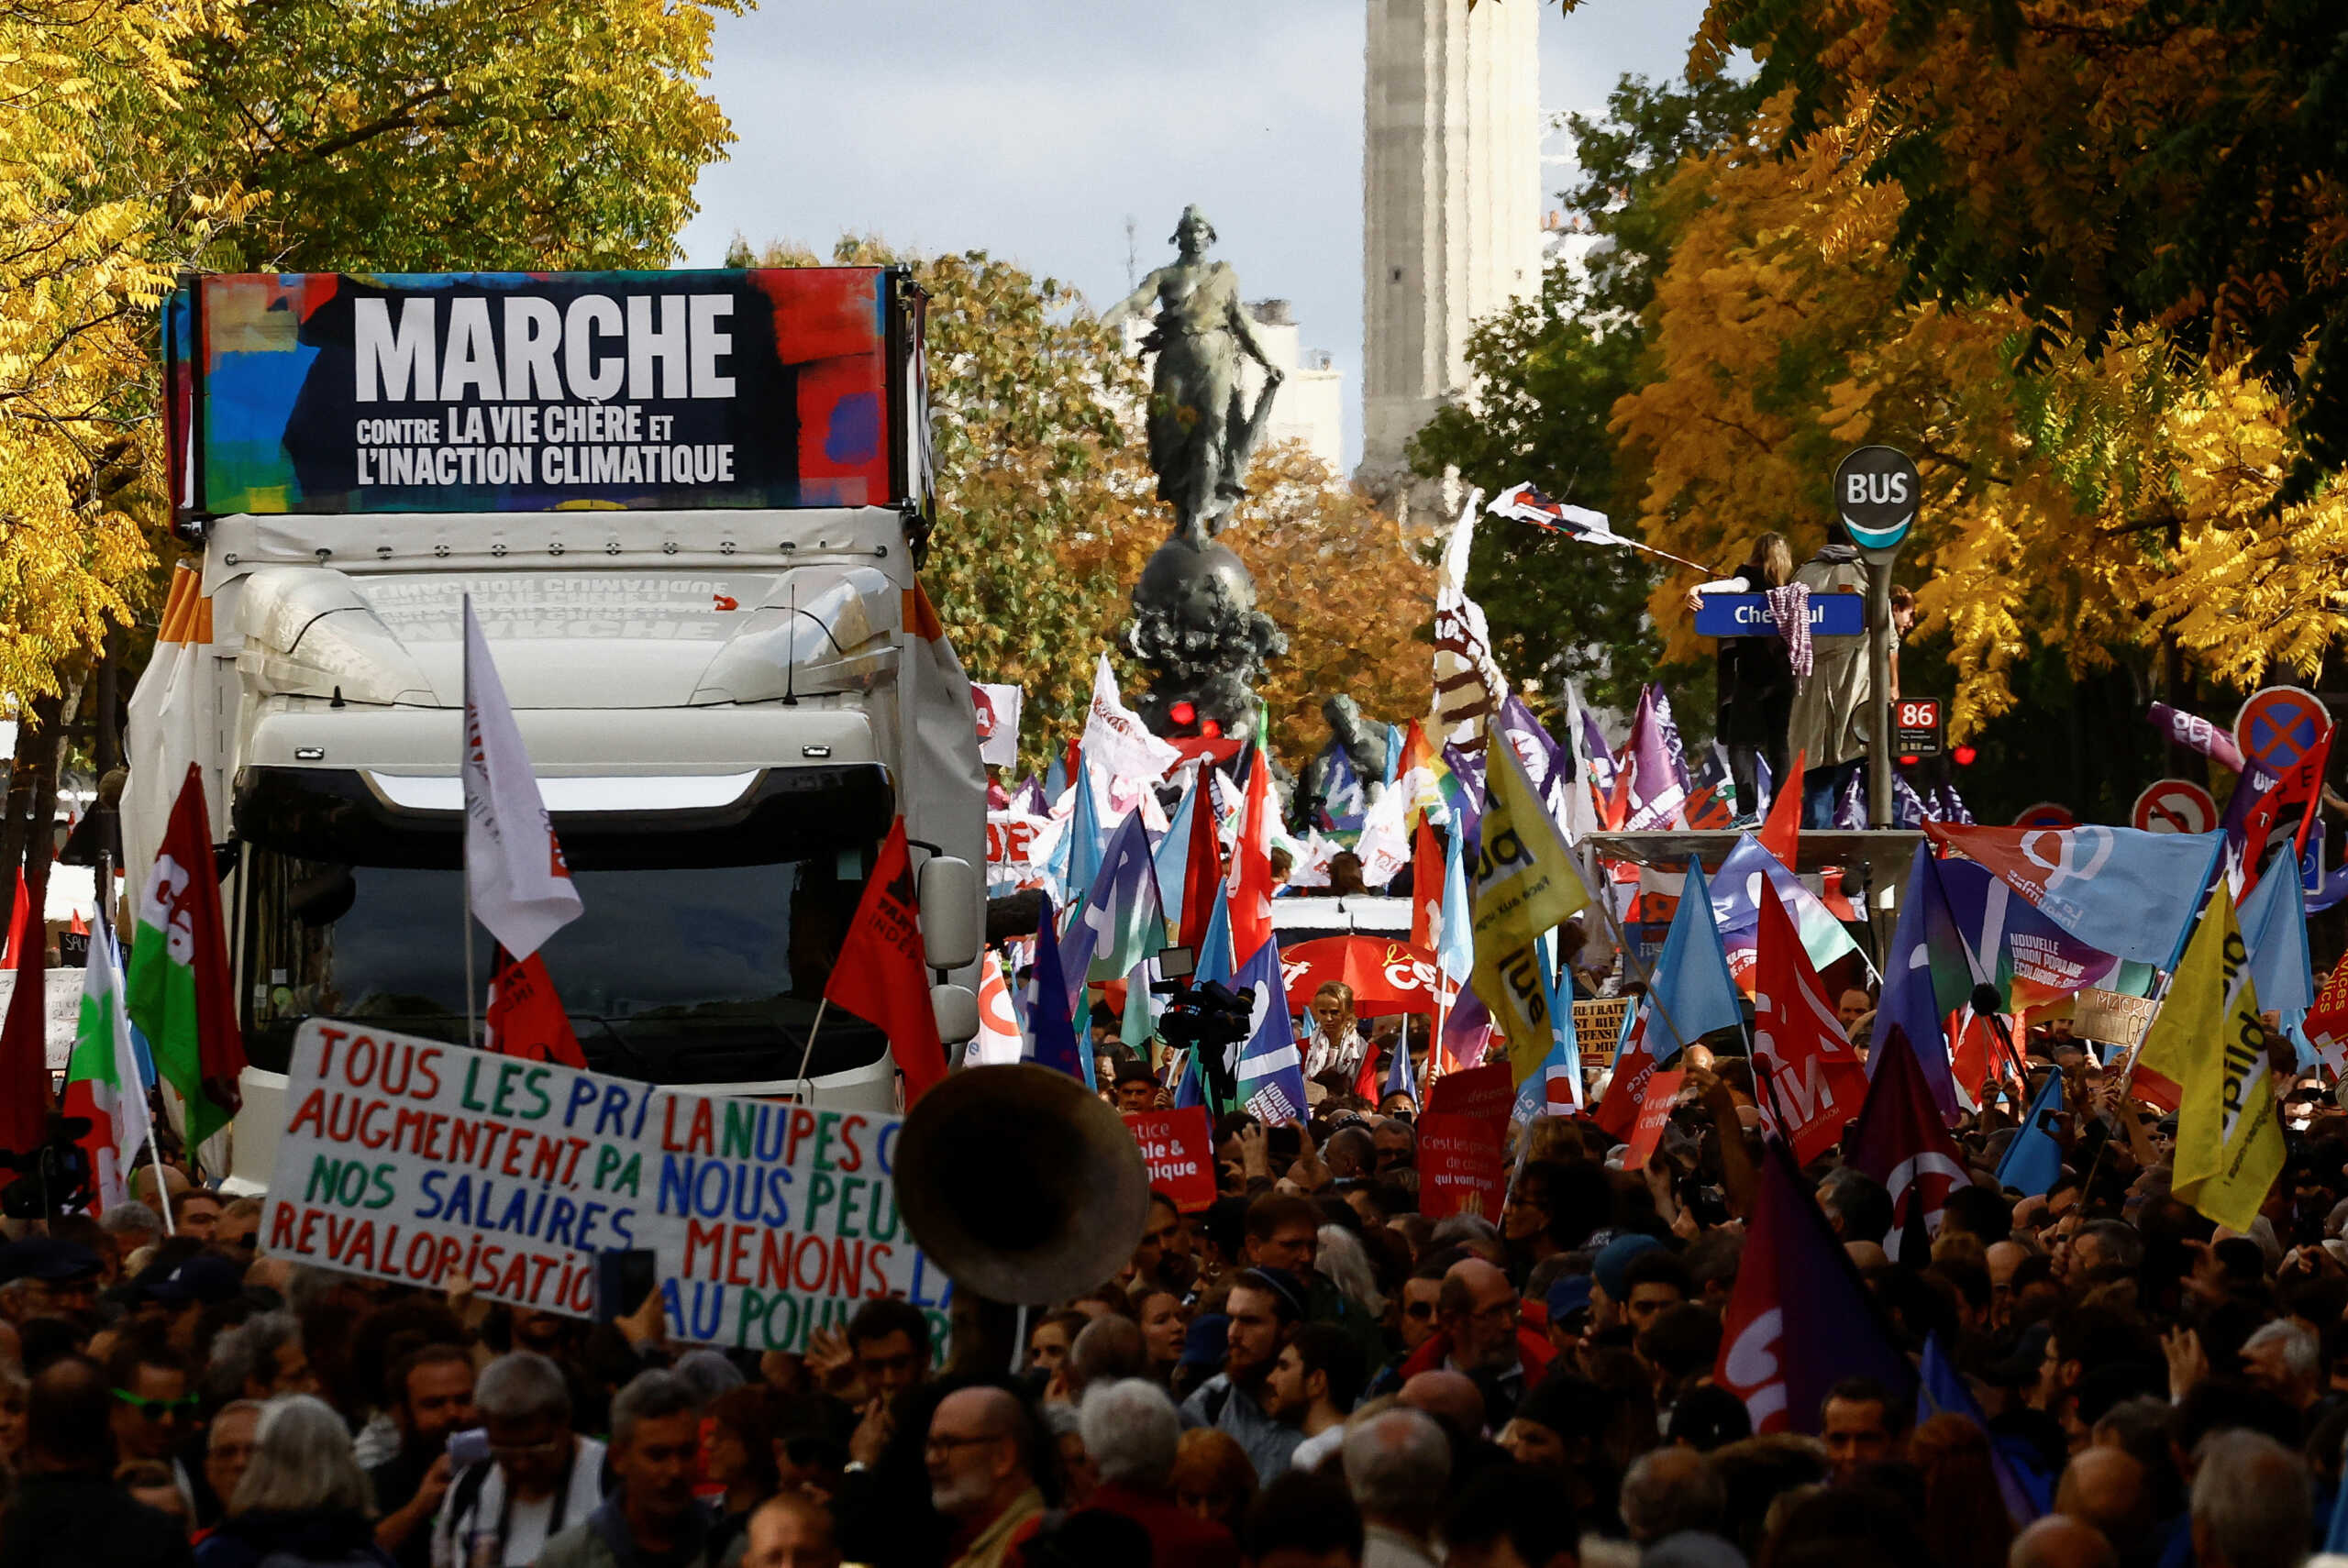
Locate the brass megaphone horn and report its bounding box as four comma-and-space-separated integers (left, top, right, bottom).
892, 1063, 1151, 1306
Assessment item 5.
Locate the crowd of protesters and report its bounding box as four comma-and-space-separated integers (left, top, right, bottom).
0, 987, 2341, 1568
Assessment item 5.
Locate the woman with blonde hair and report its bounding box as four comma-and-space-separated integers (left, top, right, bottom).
194, 1394, 390, 1567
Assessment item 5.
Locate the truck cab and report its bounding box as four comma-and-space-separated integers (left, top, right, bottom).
131, 268, 986, 1189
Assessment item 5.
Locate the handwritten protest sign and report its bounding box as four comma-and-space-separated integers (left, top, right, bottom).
260, 1021, 947, 1353
2070, 988, 2157, 1045
1618, 1070, 1686, 1172
1573, 997, 1632, 1046
1124, 1107, 1216, 1212
1419, 1111, 1507, 1220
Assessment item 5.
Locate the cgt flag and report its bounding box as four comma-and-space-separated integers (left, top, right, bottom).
1751, 885, 1867, 1166
1469, 718, 1592, 1087
1845, 1024, 1969, 1259
462, 597, 582, 960
824, 819, 947, 1104
484, 949, 587, 1068
2133, 887, 2285, 1231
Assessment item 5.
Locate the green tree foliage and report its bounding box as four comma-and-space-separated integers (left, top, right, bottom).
178, 0, 743, 271
1702, 0, 2348, 501
1408, 69, 1759, 724
729, 236, 1147, 772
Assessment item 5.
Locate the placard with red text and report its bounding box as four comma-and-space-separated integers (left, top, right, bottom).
1124, 1107, 1217, 1212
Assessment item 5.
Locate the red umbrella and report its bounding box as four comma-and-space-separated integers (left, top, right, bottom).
1279, 935, 1454, 1016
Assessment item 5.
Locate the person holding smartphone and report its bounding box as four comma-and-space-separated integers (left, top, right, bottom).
429, 1353, 602, 1568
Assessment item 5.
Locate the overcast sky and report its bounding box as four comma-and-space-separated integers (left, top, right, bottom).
680, 0, 1712, 468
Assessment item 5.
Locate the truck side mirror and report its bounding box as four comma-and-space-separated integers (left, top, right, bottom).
930, 983, 979, 1045
916, 856, 980, 970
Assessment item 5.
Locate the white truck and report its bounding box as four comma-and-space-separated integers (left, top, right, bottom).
129, 267, 987, 1190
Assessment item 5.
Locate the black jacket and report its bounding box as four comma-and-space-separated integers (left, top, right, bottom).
0, 1472, 193, 1568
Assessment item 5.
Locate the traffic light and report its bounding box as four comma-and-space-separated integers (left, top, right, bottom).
1953, 745, 1977, 767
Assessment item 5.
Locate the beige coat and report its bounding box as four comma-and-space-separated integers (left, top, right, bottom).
1784, 550, 1873, 769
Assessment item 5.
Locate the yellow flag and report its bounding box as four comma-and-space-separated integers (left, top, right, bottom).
1470, 724, 1592, 1086
2133, 886, 2284, 1232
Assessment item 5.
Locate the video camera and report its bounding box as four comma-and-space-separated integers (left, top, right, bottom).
1155, 969, 1256, 1110
0, 1110, 94, 1220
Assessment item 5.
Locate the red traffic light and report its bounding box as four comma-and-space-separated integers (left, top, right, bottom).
1202, 718, 1221, 738
1168, 701, 1196, 727
1953, 745, 1977, 766
1899, 756, 1918, 767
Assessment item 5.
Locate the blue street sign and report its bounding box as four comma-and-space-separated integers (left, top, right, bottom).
1693, 593, 1866, 638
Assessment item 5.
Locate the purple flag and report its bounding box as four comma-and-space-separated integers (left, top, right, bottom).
1442, 742, 1487, 852
1624, 686, 1687, 830
2147, 701, 2246, 774
1716, 1139, 1917, 1434
1651, 686, 1694, 793
1499, 695, 1577, 827
1869, 846, 1969, 1121
1024, 892, 1090, 1085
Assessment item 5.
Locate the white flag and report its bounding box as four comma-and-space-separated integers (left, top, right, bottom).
462, 598, 581, 959
973, 682, 1024, 768
1080, 654, 1180, 787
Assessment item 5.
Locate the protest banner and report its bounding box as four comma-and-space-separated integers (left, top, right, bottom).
2070, 987, 2158, 1045
1619, 1070, 1686, 1172
1124, 1107, 1216, 1212
260, 1021, 947, 1353
1425, 1061, 1513, 1128
1572, 997, 1632, 1045
1418, 1110, 1507, 1220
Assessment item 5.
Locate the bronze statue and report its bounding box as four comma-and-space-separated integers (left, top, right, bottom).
1107, 205, 1284, 545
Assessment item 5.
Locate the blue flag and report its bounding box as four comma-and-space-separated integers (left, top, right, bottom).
1317, 745, 1367, 831
1023, 893, 1089, 1084
1870, 846, 1969, 1121
1436, 823, 1475, 983
1155, 779, 1200, 934
1645, 858, 1744, 1062
1231, 939, 1308, 1122
1920, 1335, 2049, 1524
1065, 767, 1107, 908
1382, 1028, 1418, 1105
1994, 1068, 2066, 1198
1928, 823, 2224, 968
1173, 1043, 1208, 1110
2241, 852, 2314, 1064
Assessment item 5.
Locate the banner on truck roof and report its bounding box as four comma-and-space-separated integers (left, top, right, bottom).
172, 270, 897, 516
261, 1020, 950, 1352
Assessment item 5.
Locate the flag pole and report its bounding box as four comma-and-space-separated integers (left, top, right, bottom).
1575, 844, 1698, 1061
104, 903, 174, 1233
462, 881, 478, 1050
792, 998, 831, 1093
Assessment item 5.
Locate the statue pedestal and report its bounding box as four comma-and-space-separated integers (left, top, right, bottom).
1124, 537, 1286, 737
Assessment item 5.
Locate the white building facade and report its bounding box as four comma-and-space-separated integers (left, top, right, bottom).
1357, 0, 1544, 524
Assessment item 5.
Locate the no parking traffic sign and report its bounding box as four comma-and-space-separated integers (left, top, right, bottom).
2236, 686, 2331, 773
2013, 802, 2077, 829
2131, 778, 2218, 835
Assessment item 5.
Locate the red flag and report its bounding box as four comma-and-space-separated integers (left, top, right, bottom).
0, 872, 50, 1157
825, 819, 947, 1104
1752, 886, 1868, 1165
2286, 724, 2334, 860
1844, 1026, 1968, 1259
1410, 823, 1444, 951
1228, 745, 1275, 966
1178, 772, 1223, 956
67, 911, 86, 937
485, 949, 586, 1068
1758, 747, 1805, 867
0, 870, 28, 969
1619, 1070, 1686, 1172
1591, 1011, 1656, 1139
2305, 949, 2348, 1055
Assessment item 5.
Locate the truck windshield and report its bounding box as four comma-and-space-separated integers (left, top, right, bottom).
240, 845, 887, 1087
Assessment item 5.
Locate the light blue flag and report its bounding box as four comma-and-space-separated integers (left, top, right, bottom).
1192, 882, 1235, 988
1934, 824, 2224, 968
1174, 1046, 1208, 1110
1646, 858, 1744, 1062
1231, 939, 1308, 1122
1994, 1068, 2066, 1198
1612, 999, 1640, 1065
2241, 861, 2315, 1066
1064, 766, 1106, 909
1056, 810, 1163, 1024
1155, 780, 1199, 934
1436, 823, 1474, 982
1045, 748, 1069, 802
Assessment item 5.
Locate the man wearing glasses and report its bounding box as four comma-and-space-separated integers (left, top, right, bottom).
105, 1337, 195, 1490
923, 1386, 1044, 1568
432, 1351, 604, 1568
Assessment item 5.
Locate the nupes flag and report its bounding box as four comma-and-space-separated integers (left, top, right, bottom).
1751, 885, 1867, 1166
825, 818, 947, 1103
485, 949, 587, 1068
126, 766, 246, 1149
462, 597, 582, 960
